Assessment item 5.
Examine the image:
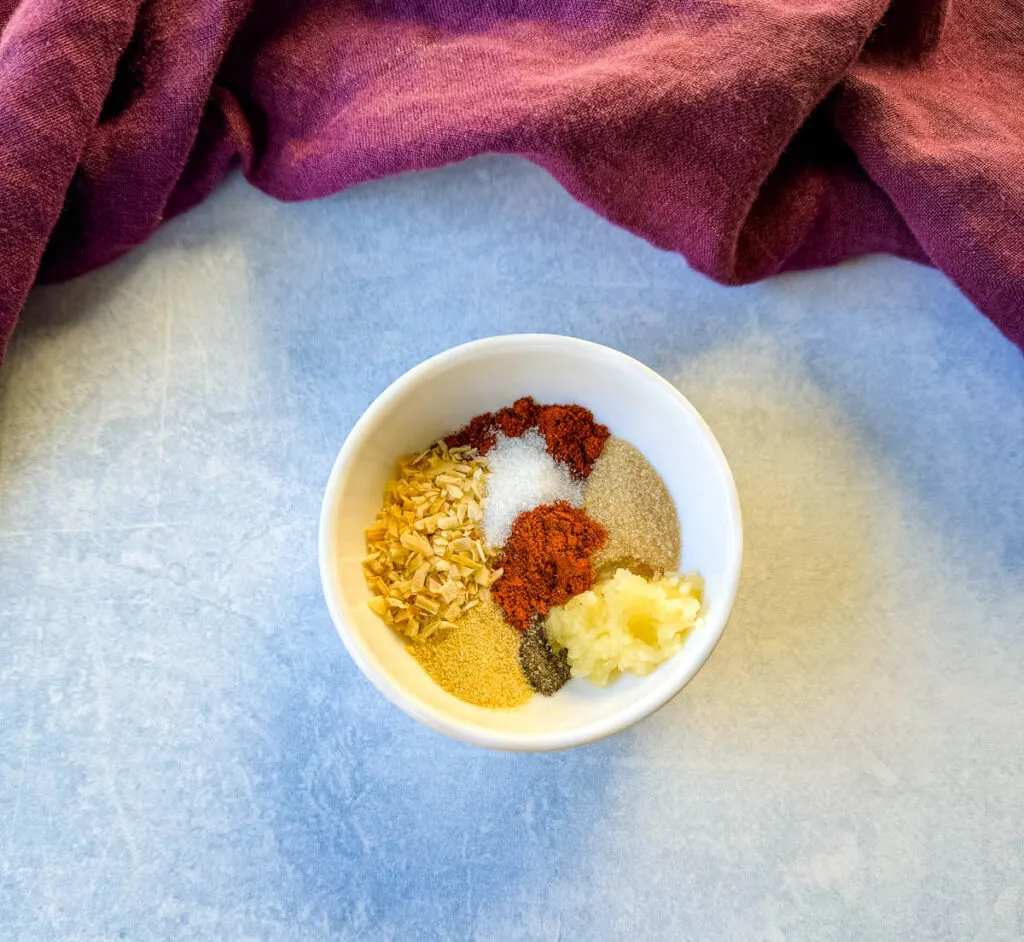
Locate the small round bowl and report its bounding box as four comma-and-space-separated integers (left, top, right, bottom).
319, 335, 742, 751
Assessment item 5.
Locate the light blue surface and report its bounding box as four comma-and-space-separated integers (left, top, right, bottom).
1, 157, 1022, 941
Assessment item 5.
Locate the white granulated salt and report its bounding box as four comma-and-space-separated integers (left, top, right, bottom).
482, 430, 583, 548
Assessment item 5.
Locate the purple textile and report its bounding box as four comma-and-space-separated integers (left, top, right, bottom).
1, 0, 1022, 360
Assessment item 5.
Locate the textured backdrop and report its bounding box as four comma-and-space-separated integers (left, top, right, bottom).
1, 158, 1022, 940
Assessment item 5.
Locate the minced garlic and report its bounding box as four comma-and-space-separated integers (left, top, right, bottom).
546, 568, 703, 685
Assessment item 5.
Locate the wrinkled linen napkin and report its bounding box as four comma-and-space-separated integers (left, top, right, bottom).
0, 0, 1021, 359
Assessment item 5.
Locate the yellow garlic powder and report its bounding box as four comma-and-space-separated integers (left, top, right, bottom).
408, 599, 533, 709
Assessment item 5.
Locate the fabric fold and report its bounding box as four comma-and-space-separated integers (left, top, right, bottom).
1, 0, 1021, 362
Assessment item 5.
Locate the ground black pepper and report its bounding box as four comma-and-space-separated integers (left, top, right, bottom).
518, 619, 572, 695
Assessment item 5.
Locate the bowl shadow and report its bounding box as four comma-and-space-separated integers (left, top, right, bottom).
647, 339, 880, 749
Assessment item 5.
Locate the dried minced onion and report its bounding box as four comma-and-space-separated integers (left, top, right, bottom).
363, 442, 502, 640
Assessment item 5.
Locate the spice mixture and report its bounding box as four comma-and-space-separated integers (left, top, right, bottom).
362, 396, 702, 709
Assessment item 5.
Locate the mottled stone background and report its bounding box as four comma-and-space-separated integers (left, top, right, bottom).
1, 158, 1021, 941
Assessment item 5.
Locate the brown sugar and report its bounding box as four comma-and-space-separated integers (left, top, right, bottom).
583, 437, 681, 578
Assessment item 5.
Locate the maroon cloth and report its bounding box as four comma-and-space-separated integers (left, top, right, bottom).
1, 0, 1022, 360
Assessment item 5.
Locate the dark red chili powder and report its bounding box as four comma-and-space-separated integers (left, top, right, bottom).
491, 501, 607, 630
445, 412, 496, 453
495, 396, 540, 438
537, 403, 610, 479
445, 397, 609, 477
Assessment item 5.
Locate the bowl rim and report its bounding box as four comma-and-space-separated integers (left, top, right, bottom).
318, 333, 743, 751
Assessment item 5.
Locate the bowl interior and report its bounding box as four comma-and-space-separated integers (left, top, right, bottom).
320, 336, 741, 749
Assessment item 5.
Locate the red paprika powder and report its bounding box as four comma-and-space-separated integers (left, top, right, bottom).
492, 501, 607, 630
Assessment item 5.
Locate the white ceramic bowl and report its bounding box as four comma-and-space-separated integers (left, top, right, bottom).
318, 334, 742, 751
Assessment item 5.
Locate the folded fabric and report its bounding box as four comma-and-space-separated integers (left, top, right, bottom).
1, 0, 1021, 361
